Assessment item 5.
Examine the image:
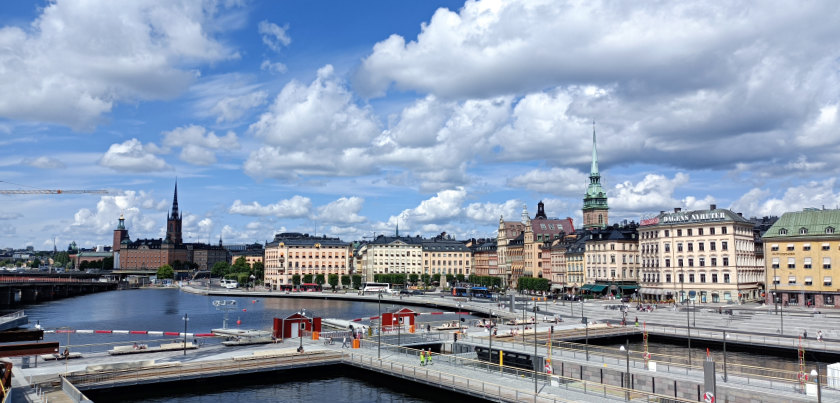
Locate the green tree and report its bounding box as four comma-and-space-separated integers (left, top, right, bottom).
292, 274, 301, 286
341, 275, 351, 288
351, 274, 362, 289
232, 256, 250, 273
156, 264, 174, 279
29, 258, 42, 268
420, 274, 431, 286
236, 272, 250, 285
328, 274, 339, 290
211, 261, 230, 278
456, 274, 465, 283
171, 260, 185, 271
445, 274, 456, 285
252, 261, 265, 282
53, 252, 70, 267
314, 274, 325, 286
302, 274, 313, 284
409, 274, 419, 285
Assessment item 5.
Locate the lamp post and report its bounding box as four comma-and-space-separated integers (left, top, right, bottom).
621, 342, 630, 401
378, 291, 382, 359
182, 313, 189, 356
686, 298, 692, 366
533, 305, 538, 396
299, 308, 308, 352
457, 302, 463, 333
488, 310, 494, 362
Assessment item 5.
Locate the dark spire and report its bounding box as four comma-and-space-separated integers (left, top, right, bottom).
535, 201, 547, 219
170, 180, 180, 219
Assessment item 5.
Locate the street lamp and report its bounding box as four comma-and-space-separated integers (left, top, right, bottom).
182, 313, 189, 356
378, 291, 382, 359
299, 308, 308, 352
457, 303, 463, 333
533, 305, 538, 396
686, 298, 692, 366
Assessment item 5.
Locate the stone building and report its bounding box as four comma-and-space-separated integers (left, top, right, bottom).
114, 184, 189, 270
638, 205, 762, 303
263, 233, 351, 290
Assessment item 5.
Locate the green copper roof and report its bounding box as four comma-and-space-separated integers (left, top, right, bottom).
583, 122, 608, 211
762, 209, 840, 239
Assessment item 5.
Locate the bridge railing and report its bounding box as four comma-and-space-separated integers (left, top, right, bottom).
0, 276, 116, 284
459, 328, 810, 393
348, 342, 699, 403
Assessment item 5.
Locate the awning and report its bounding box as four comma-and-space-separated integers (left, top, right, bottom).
619, 285, 639, 291
550, 284, 565, 290
580, 284, 595, 291
689, 290, 697, 297
589, 285, 608, 293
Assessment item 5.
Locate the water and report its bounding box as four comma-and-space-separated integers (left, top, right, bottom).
22, 288, 470, 350
19, 288, 475, 402
86, 366, 461, 403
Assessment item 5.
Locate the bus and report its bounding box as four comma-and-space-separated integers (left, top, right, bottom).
221, 279, 238, 289
279, 284, 295, 292
300, 283, 322, 292
452, 286, 492, 299
362, 282, 390, 295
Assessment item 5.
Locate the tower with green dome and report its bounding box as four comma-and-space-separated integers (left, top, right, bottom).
583, 122, 608, 229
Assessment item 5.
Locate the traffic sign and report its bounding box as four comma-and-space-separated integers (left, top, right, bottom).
703, 392, 715, 403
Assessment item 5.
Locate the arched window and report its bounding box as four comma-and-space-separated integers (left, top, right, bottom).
598, 214, 603, 224
827, 227, 835, 234
778, 228, 788, 235
800, 227, 808, 235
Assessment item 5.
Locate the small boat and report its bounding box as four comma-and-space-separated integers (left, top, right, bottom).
435, 321, 462, 331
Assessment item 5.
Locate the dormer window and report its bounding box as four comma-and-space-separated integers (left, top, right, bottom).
800, 228, 808, 235
778, 228, 788, 235
827, 227, 835, 234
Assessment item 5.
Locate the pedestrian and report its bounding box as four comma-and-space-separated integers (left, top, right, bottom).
426, 349, 433, 365
818, 330, 824, 342
420, 349, 426, 366
426, 323, 431, 333
803, 330, 808, 340
634, 317, 639, 327
341, 336, 348, 348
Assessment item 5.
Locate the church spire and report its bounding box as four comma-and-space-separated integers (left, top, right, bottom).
170, 180, 180, 219
583, 121, 609, 229
591, 121, 599, 175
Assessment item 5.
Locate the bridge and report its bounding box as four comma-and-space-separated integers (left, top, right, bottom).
0, 275, 118, 307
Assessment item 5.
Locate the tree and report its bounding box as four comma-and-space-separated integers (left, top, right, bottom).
156, 264, 174, 279
351, 274, 362, 289
420, 274, 431, 286
409, 274, 419, 285
211, 261, 230, 278
53, 252, 70, 267
456, 274, 465, 283
314, 274, 325, 286
252, 261, 265, 282
232, 256, 249, 273
302, 274, 313, 284
171, 260, 185, 271
328, 274, 339, 290
292, 274, 301, 286
341, 275, 351, 288
29, 258, 42, 268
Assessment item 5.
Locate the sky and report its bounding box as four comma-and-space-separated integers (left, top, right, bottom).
1, 0, 840, 250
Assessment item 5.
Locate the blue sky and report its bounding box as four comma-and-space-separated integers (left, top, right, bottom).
1, 0, 840, 249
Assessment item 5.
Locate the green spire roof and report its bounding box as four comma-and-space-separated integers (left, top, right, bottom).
583, 122, 608, 211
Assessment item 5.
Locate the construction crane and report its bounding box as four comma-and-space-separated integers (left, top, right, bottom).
0, 189, 108, 195
0, 180, 109, 195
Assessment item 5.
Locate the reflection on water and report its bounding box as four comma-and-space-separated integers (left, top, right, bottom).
85, 366, 465, 403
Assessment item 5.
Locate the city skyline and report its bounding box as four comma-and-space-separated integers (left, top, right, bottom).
2, 0, 840, 249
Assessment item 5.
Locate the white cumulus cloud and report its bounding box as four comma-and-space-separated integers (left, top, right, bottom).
228, 196, 312, 218
99, 139, 169, 172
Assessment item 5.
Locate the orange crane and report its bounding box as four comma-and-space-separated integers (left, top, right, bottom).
0, 180, 109, 195
0, 189, 108, 195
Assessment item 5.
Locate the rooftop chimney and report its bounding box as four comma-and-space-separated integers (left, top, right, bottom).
674, 207, 682, 213
710, 204, 717, 210
737, 212, 743, 217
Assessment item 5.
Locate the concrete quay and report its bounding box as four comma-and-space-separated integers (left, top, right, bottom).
8, 326, 837, 403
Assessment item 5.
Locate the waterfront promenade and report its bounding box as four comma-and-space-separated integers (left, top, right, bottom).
7, 284, 836, 402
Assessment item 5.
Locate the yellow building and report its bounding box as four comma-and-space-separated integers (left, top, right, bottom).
263, 232, 350, 290
763, 209, 840, 308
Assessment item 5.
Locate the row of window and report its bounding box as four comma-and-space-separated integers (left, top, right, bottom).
771, 257, 832, 269
777, 227, 835, 235
641, 226, 729, 239
772, 276, 833, 286
642, 272, 731, 283
770, 243, 836, 251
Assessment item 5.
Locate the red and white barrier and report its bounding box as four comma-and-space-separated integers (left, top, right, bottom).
346, 311, 468, 322
44, 329, 217, 337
